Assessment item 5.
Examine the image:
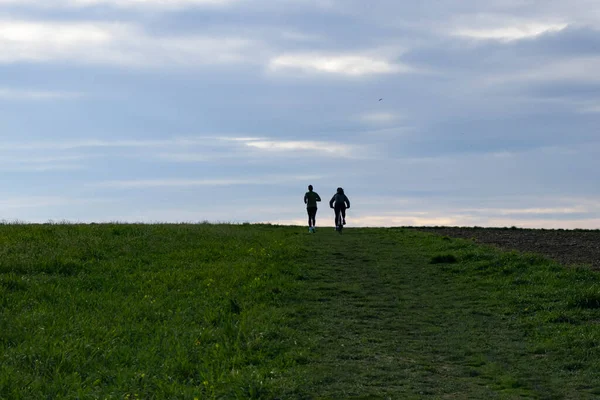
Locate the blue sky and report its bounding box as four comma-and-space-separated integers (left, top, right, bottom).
2, 0, 600, 228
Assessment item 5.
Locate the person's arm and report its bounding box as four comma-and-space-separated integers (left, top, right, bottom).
329, 195, 335, 208
304, 193, 308, 204
345, 195, 350, 208
316, 193, 321, 202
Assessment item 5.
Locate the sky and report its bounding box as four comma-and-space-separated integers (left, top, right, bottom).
1, 0, 600, 228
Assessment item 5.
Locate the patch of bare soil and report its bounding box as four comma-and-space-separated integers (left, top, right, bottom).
414, 227, 600, 269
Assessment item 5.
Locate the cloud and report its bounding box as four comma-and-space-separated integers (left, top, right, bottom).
321, 214, 600, 229
0, 20, 118, 63
90, 175, 322, 188
0, 154, 88, 171
0, 136, 356, 155
0, 88, 82, 100
209, 137, 359, 158
453, 22, 568, 41
154, 153, 221, 163
279, 31, 323, 43
269, 196, 598, 228
0, 155, 87, 163
2, 0, 599, 228
147, 138, 364, 164
458, 206, 588, 216
244, 139, 353, 155
0, 0, 235, 9
0, 137, 359, 173
337, 193, 600, 228
72, 0, 233, 8
0, 196, 100, 209
216, 137, 264, 142
0, 137, 208, 151
359, 112, 401, 124
0, 164, 84, 172
484, 56, 600, 85
579, 102, 600, 113
0, 19, 260, 67
268, 53, 411, 76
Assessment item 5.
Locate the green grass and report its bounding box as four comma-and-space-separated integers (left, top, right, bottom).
0, 223, 307, 399
1, 224, 600, 398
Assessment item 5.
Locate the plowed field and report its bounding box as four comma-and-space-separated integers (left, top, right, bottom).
415, 227, 600, 269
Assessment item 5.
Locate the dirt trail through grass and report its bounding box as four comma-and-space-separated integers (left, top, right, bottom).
283, 228, 600, 399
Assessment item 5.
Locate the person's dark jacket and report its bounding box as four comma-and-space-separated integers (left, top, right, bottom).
329, 193, 350, 209
304, 191, 321, 208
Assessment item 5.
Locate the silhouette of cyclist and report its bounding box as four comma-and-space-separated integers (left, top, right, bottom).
304, 185, 321, 233
329, 187, 350, 229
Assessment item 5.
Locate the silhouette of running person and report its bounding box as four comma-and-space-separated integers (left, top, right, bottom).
329, 187, 350, 229
304, 185, 321, 233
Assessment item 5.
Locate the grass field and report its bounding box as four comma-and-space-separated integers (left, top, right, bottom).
1, 224, 600, 399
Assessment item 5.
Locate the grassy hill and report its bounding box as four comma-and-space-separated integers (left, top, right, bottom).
1, 224, 599, 399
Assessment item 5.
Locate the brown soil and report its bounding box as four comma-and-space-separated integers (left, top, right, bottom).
414, 227, 600, 269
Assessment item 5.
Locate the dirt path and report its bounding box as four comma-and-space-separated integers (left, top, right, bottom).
290, 228, 562, 398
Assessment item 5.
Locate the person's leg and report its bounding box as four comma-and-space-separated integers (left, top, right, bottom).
341, 207, 346, 224
334, 205, 342, 227
312, 208, 317, 228
308, 207, 317, 231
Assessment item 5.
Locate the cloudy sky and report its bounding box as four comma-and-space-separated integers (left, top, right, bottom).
2, 0, 600, 228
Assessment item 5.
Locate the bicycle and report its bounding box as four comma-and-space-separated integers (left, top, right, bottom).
330, 187, 350, 235
333, 205, 347, 234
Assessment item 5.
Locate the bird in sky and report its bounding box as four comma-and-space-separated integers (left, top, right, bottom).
379, 98, 383, 101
